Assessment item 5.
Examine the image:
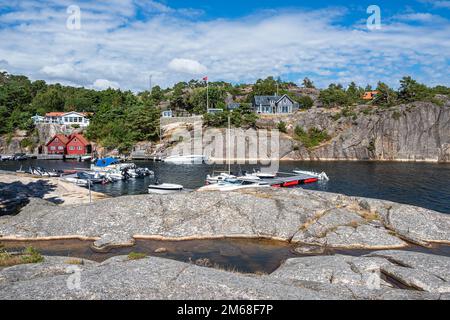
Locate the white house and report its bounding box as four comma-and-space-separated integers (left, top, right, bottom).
161, 110, 173, 118
32, 112, 92, 127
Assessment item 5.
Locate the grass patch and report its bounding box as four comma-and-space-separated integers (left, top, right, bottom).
127, 252, 147, 260
0, 247, 44, 267
294, 126, 331, 149
65, 258, 84, 265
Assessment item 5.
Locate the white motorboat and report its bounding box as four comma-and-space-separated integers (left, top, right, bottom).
198, 179, 270, 192
64, 174, 92, 187
148, 183, 184, 194
252, 170, 277, 179
293, 170, 330, 181
206, 172, 237, 184
163, 154, 208, 165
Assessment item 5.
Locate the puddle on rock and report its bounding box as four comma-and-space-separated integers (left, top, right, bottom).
1, 238, 449, 275
0, 238, 298, 274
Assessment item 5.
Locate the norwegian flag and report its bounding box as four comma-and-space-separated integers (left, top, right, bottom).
203, 76, 208, 82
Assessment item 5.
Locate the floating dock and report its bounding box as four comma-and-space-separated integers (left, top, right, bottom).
259, 173, 319, 188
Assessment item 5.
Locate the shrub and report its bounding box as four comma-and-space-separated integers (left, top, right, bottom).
128, 252, 147, 260
277, 121, 287, 133
294, 126, 331, 149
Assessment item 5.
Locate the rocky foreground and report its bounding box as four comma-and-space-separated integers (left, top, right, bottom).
1, 188, 450, 300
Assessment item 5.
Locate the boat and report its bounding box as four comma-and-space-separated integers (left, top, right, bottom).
63, 174, 93, 187
198, 178, 270, 192
206, 172, 237, 184
0, 155, 14, 161
13, 153, 28, 161
90, 157, 121, 171
148, 183, 184, 194
80, 155, 92, 162
251, 169, 277, 179
27, 166, 61, 177
293, 170, 330, 181
163, 154, 208, 165
76, 172, 104, 184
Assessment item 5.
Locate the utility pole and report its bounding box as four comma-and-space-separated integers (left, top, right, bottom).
149, 74, 153, 92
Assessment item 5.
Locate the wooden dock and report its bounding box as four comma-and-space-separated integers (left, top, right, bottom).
259, 173, 319, 187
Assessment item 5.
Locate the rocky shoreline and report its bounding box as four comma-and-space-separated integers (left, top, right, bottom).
1, 188, 449, 300
0, 172, 108, 215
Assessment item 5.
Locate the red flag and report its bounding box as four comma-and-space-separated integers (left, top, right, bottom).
203, 76, 208, 81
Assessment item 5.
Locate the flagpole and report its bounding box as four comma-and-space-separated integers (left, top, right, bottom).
206, 79, 209, 112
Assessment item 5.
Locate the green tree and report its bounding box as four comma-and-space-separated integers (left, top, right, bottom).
398, 76, 431, 103
373, 82, 397, 107
302, 77, 315, 89
319, 84, 349, 108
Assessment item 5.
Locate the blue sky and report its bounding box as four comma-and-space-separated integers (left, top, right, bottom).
0, 0, 449, 90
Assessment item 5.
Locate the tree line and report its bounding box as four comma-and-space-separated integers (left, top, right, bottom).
1, 71, 448, 153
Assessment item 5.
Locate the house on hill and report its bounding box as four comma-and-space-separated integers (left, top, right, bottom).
32, 112, 92, 127
363, 91, 379, 100
252, 94, 299, 114
46, 134, 69, 155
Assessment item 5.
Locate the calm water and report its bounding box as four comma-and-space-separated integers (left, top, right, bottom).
1, 160, 449, 214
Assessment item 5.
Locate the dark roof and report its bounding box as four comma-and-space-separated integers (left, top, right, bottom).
253, 94, 294, 106
227, 103, 241, 110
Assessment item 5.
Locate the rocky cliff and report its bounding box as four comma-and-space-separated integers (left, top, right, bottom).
157, 99, 450, 163
0, 124, 65, 155
279, 99, 450, 162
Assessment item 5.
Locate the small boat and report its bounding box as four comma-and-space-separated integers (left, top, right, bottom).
251, 170, 277, 179
13, 153, 28, 161
80, 155, 92, 162
198, 179, 270, 192
0, 155, 14, 161
293, 170, 330, 181
163, 154, 208, 165
76, 172, 104, 184
148, 183, 184, 194
206, 172, 237, 184
64, 174, 92, 187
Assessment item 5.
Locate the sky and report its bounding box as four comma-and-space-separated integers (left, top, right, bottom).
0, 0, 449, 91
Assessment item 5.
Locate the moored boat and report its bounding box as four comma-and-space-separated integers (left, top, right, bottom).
293, 170, 329, 181
163, 154, 208, 165
148, 183, 184, 194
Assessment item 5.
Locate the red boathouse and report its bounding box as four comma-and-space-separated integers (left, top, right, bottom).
66, 133, 92, 155
46, 134, 69, 155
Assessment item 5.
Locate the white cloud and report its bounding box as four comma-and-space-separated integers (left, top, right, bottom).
0, 1, 448, 90
92, 79, 120, 90
168, 58, 207, 75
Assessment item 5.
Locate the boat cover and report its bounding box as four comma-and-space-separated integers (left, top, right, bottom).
95, 157, 119, 167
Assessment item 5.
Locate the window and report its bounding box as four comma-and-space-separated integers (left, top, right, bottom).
79, 117, 83, 122
58, 146, 64, 150
78, 146, 82, 150
55, 138, 58, 142
69, 146, 75, 150
50, 146, 56, 150
64, 117, 68, 122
